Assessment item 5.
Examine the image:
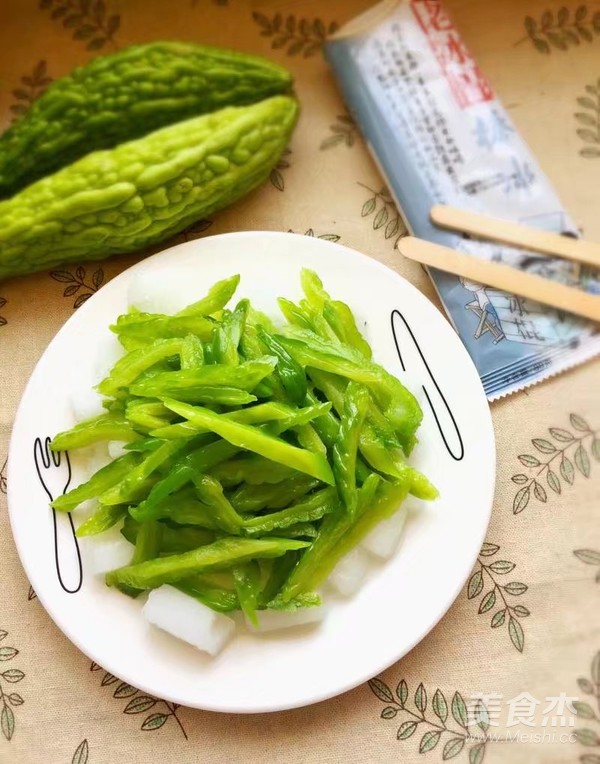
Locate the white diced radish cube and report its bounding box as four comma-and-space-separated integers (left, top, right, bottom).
107, 441, 128, 460
128, 269, 203, 315
70, 387, 105, 421
328, 546, 371, 597
143, 585, 236, 656
362, 505, 408, 560
82, 531, 133, 576
247, 606, 327, 633
94, 333, 125, 380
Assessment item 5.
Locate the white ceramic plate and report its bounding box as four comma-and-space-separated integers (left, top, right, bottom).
8, 232, 495, 713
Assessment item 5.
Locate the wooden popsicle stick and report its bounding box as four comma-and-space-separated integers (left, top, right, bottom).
398, 236, 600, 323
430, 205, 600, 268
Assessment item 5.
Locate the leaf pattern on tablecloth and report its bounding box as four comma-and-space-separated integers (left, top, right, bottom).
90, 663, 187, 738
287, 228, 340, 242
252, 13, 338, 57
50, 265, 105, 308
573, 649, 600, 754
39, 0, 121, 51
358, 183, 406, 248
269, 147, 291, 191
520, 6, 600, 54
574, 549, 600, 583
320, 114, 359, 150
369, 677, 489, 762
0, 458, 6, 495
71, 739, 89, 764
9, 60, 53, 122
575, 79, 600, 158
0, 298, 7, 328
511, 413, 599, 514
27, 587, 37, 601
466, 543, 528, 653
0, 629, 25, 742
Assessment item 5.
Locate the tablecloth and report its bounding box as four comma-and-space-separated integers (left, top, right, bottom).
0, 1, 599, 762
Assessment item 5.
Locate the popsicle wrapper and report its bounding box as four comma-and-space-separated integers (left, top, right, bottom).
325, 0, 600, 399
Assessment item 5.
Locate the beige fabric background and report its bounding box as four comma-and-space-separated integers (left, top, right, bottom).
0, 1, 599, 763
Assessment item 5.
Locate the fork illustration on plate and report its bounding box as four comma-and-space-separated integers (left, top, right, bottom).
33, 436, 83, 594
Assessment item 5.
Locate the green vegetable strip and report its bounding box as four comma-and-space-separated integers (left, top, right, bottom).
100, 439, 188, 506
320, 479, 410, 581
105, 537, 310, 590
242, 488, 337, 535
308, 368, 404, 479
259, 551, 300, 606
332, 382, 370, 514
303, 388, 340, 448
299, 271, 372, 359
408, 470, 439, 501
280, 329, 422, 448
120, 515, 138, 545
299, 299, 340, 343
192, 474, 244, 534
277, 334, 383, 386
233, 561, 262, 626
159, 525, 215, 554
125, 399, 175, 433
118, 520, 163, 597
175, 275, 240, 317
212, 299, 248, 365
230, 475, 321, 513
257, 326, 307, 404
277, 297, 313, 331
175, 576, 240, 614
294, 423, 327, 455
162, 398, 335, 485
145, 387, 257, 406
130, 463, 195, 520
266, 522, 318, 540
111, 312, 215, 341
168, 439, 240, 487
150, 400, 294, 439
272, 402, 332, 433
180, 335, 205, 369
150, 490, 223, 529
50, 415, 138, 451
267, 592, 322, 611
323, 300, 372, 359
121, 515, 216, 548
124, 436, 165, 453
52, 453, 140, 512
239, 320, 283, 399
129, 358, 276, 396
131, 520, 162, 564
210, 456, 295, 487
76, 504, 128, 537
300, 268, 330, 311
279, 474, 389, 601
97, 338, 183, 396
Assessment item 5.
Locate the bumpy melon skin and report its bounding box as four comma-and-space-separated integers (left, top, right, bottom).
0, 95, 299, 280
0, 41, 293, 198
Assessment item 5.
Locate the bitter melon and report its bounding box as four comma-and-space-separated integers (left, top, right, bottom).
0, 95, 298, 280
0, 42, 293, 198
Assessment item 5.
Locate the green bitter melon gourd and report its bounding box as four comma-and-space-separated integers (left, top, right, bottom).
0, 95, 299, 280
0, 42, 293, 198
